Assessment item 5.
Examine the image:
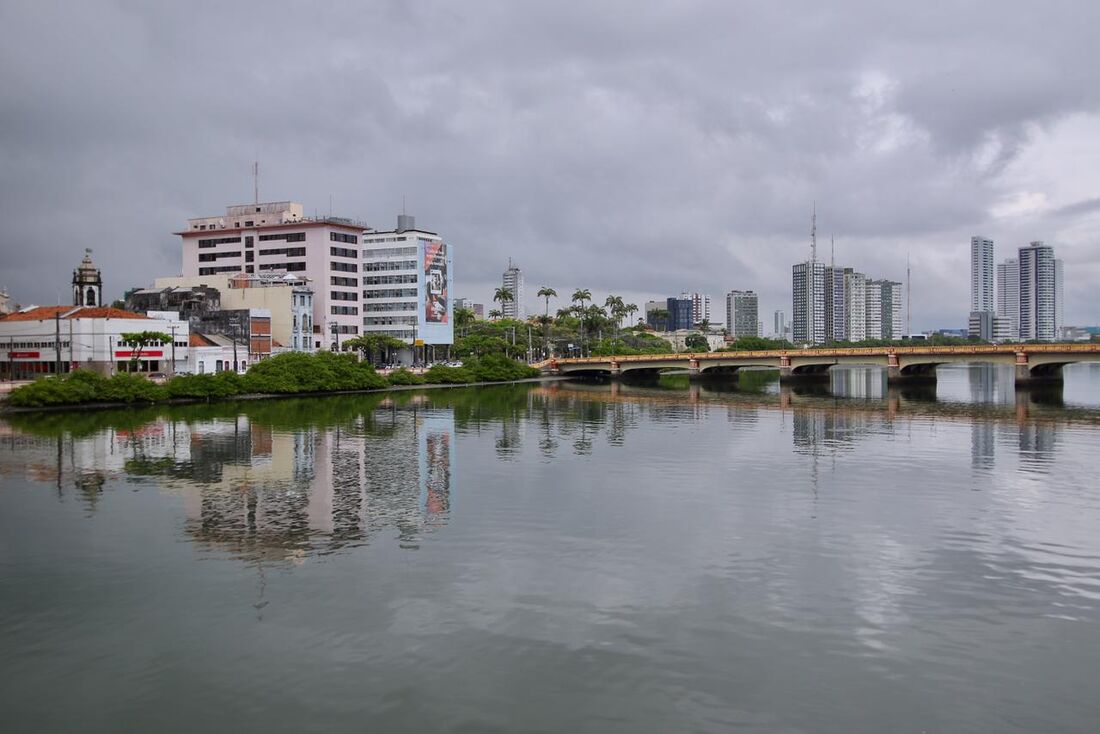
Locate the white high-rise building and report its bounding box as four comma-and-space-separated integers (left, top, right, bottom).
844, 270, 867, 342
996, 258, 1020, 340
501, 261, 524, 320
865, 280, 883, 340
824, 266, 847, 342
1055, 258, 1064, 333
880, 280, 904, 340
792, 261, 826, 344
725, 290, 758, 338
1019, 241, 1056, 341
971, 236, 995, 313
361, 214, 453, 359
179, 200, 367, 350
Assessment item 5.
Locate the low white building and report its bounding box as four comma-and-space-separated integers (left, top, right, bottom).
0, 306, 189, 379
188, 333, 247, 375
656, 330, 726, 352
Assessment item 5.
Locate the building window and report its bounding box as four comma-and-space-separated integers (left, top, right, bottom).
330, 305, 359, 316
330, 232, 358, 244
198, 251, 242, 262
258, 232, 305, 242
245, 236, 254, 248
197, 236, 242, 248
258, 247, 306, 257
329, 246, 357, 258
331, 261, 358, 273
331, 291, 358, 301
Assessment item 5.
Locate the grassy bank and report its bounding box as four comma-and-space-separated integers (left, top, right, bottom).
6, 352, 540, 409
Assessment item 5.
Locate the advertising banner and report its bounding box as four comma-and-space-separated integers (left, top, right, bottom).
418, 239, 454, 345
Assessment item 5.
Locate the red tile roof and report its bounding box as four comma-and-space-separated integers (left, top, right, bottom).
0, 306, 150, 322
189, 333, 217, 347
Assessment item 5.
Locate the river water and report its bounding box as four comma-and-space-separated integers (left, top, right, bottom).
2, 364, 1100, 733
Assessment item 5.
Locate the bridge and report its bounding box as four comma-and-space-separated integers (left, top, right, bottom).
545, 344, 1100, 388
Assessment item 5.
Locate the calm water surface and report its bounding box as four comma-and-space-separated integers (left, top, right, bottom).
3, 364, 1100, 732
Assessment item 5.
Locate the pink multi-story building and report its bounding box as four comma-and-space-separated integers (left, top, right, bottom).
178, 201, 366, 350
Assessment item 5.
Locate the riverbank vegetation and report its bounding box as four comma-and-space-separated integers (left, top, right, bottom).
7, 351, 539, 408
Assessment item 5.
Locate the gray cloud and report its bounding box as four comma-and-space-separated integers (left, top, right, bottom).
2, 0, 1100, 327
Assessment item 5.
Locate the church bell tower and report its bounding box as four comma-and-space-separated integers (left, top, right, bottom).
72, 248, 103, 307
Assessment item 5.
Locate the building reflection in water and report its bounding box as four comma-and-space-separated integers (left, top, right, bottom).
0, 405, 454, 561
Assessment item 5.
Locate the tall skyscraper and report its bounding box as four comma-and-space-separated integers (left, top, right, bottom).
1055, 258, 1064, 334
792, 261, 826, 344
1018, 241, 1056, 341
996, 258, 1020, 340
864, 280, 883, 339
501, 260, 524, 320
725, 290, 759, 338
880, 280, 904, 340
971, 236, 995, 313
843, 269, 867, 342
773, 310, 787, 340
823, 266, 847, 342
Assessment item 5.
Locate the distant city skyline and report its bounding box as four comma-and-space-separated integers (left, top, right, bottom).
3, 2, 1100, 330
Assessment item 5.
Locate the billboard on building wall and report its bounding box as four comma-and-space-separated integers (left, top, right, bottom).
418, 240, 454, 345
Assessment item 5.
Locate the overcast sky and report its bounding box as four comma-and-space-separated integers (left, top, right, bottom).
2, 0, 1098, 329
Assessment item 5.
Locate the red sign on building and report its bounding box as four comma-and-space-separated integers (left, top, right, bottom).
114, 350, 164, 358
10, 351, 40, 359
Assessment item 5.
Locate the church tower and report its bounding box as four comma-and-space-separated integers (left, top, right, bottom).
72, 248, 103, 307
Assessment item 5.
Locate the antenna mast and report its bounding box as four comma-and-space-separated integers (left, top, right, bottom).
810, 202, 817, 263
253, 161, 259, 204
906, 252, 912, 336
830, 234, 835, 268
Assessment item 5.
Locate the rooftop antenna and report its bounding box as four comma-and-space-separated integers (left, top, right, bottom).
402, 194, 407, 215
253, 160, 259, 204
830, 234, 835, 268
329, 194, 333, 218
810, 201, 817, 263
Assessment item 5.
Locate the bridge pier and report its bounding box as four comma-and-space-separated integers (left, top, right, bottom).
1013, 353, 1064, 389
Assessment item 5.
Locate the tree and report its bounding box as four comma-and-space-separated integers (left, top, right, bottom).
454, 307, 476, 336
684, 333, 710, 352
489, 308, 503, 320
493, 287, 514, 318
536, 286, 557, 357
624, 303, 639, 329
571, 289, 592, 353
344, 334, 406, 366
119, 331, 172, 373
696, 318, 711, 333
110, 299, 126, 310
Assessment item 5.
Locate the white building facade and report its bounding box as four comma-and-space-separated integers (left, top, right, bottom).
0, 306, 189, 379
361, 214, 453, 362
996, 258, 1020, 340
1019, 241, 1056, 341
501, 261, 524, 320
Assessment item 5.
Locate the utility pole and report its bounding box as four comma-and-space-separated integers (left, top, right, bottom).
169, 324, 177, 376
906, 252, 912, 337
68, 318, 74, 371
54, 312, 62, 375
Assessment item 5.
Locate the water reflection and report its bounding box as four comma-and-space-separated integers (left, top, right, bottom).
0, 400, 455, 560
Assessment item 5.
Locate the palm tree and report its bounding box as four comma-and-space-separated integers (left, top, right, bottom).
571, 289, 592, 354
536, 287, 557, 357
604, 295, 626, 335
493, 287, 514, 319
489, 308, 503, 320
625, 303, 639, 329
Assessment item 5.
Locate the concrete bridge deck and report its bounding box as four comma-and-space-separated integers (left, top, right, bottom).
544, 344, 1100, 388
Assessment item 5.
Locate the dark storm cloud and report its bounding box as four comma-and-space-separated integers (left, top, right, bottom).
2, 0, 1099, 327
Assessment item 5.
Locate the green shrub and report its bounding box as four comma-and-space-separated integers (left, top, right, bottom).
165, 372, 247, 399
465, 354, 540, 382
9, 370, 107, 407
386, 368, 425, 386
243, 351, 387, 393
99, 372, 168, 403
423, 364, 474, 384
